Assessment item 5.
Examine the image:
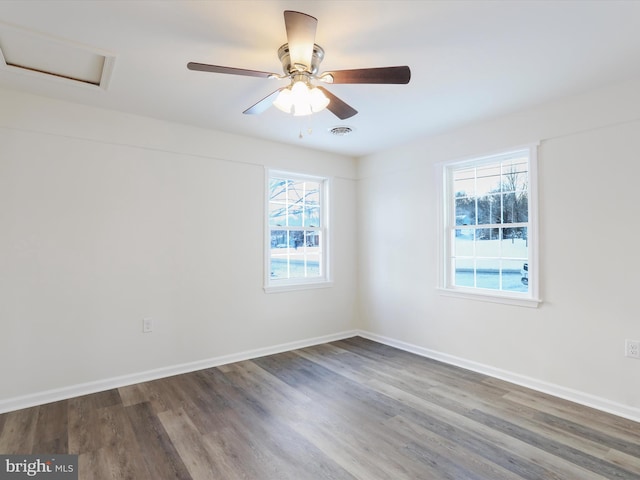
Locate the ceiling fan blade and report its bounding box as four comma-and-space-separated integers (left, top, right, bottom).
316, 86, 358, 120
284, 10, 317, 71
324, 66, 411, 84
243, 88, 286, 115
187, 62, 277, 78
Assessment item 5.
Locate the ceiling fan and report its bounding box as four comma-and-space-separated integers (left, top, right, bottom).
187, 10, 411, 120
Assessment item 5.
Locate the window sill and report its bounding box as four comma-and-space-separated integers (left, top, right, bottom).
437, 287, 542, 308
264, 280, 334, 294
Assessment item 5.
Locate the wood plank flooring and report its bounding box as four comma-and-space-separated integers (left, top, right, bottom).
1, 336, 639, 479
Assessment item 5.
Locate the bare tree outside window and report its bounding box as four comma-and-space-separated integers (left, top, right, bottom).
447, 153, 533, 295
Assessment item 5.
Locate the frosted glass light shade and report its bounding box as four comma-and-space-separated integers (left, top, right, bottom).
273, 88, 293, 113
273, 81, 329, 116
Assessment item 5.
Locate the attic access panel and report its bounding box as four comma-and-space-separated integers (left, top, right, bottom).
0, 23, 114, 89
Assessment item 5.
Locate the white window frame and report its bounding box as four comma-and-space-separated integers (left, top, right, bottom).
264, 169, 332, 293
437, 144, 541, 307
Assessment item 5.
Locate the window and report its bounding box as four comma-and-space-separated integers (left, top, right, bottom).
438, 145, 540, 306
265, 170, 330, 291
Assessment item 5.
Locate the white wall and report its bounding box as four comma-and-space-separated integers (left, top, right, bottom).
357, 78, 640, 420
0, 90, 358, 407
3, 77, 640, 421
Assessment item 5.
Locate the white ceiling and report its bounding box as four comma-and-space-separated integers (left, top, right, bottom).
1, 1, 639, 157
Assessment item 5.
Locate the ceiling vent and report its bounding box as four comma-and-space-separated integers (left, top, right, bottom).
329, 126, 353, 136
0, 23, 115, 89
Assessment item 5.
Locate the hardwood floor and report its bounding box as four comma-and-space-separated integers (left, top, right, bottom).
1, 336, 639, 479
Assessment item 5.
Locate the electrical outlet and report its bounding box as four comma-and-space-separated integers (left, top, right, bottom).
625, 339, 640, 359
143, 318, 153, 333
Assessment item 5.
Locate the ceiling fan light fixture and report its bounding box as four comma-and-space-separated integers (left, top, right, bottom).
309, 86, 330, 112
273, 79, 329, 116
188, 11, 411, 120
273, 87, 293, 113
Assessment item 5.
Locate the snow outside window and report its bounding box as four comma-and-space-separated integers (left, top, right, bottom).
438, 146, 540, 307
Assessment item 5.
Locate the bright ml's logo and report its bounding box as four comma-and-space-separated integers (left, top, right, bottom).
0, 455, 77, 479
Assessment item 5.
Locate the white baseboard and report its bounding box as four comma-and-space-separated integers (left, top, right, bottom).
3, 328, 639, 424
356, 330, 640, 424
0, 330, 359, 414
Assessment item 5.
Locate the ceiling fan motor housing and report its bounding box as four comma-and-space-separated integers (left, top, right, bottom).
278, 43, 325, 75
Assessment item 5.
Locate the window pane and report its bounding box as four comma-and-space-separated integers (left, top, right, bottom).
303, 182, 320, 205
270, 229, 289, 279
305, 206, 320, 227
476, 258, 500, 290
501, 192, 517, 223
270, 257, 288, 279
476, 164, 501, 196
501, 227, 528, 259
455, 197, 475, 226
453, 229, 474, 256
305, 255, 321, 277
305, 230, 321, 277
269, 178, 289, 202
515, 192, 528, 222
477, 194, 499, 225
270, 230, 289, 249
454, 258, 474, 287
290, 230, 305, 249
288, 258, 306, 279
269, 202, 287, 227
287, 180, 304, 203
453, 168, 476, 197
501, 159, 528, 193
476, 230, 500, 257
305, 230, 320, 248
504, 259, 528, 293
500, 191, 528, 224
501, 160, 528, 223
288, 204, 303, 226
